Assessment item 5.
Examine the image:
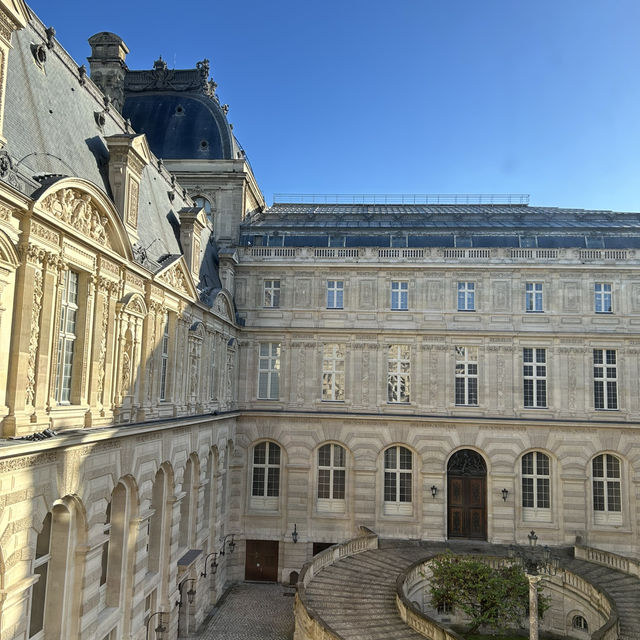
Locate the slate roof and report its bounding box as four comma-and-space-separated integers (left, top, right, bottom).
3, 12, 221, 294
240, 203, 640, 249
122, 58, 238, 161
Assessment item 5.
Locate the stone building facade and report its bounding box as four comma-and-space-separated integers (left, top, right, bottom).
0, 2, 639, 640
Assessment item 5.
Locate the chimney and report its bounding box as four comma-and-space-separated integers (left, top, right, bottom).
87, 32, 128, 111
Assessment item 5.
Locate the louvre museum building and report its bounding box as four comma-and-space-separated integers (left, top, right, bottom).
0, 2, 638, 640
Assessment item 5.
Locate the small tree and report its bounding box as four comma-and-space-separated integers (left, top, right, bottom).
428, 552, 550, 634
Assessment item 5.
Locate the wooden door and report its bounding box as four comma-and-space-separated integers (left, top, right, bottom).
245, 540, 279, 581
447, 475, 487, 539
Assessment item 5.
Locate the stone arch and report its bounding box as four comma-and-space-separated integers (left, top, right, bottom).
33, 177, 133, 260
0, 227, 18, 267
446, 448, 488, 541
213, 289, 234, 322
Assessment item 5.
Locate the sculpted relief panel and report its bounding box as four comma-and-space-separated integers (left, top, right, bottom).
39, 188, 112, 249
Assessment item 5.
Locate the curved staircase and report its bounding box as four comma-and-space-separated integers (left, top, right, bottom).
300, 538, 640, 640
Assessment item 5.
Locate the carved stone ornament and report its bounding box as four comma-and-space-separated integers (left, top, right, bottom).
25, 270, 44, 406
447, 450, 487, 476
157, 263, 189, 295
214, 294, 230, 320
39, 188, 112, 249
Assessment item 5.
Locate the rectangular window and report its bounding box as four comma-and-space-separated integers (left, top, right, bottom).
525, 282, 543, 312
457, 282, 475, 311
258, 343, 280, 400
159, 313, 170, 401
523, 348, 547, 408
263, 279, 280, 307
391, 281, 408, 310
455, 346, 478, 406
387, 344, 410, 403
209, 338, 216, 401
593, 349, 617, 410
54, 270, 79, 404
251, 441, 281, 510
521, 452, 551, 522
595, 283, 612, 313
327, 280, 344, 309
322, 343, 345, 401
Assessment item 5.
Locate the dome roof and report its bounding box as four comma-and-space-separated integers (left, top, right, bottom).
123, 92, 234, 160
121, 58, 236, 160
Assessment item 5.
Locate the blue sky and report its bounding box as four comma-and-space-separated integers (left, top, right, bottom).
28, 1, 640, 210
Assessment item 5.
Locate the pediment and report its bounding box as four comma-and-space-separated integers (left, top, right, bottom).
34, 179, 132, 260
118, 292, 148, 317
155, 256, 198, 299
213, 290, 234, 322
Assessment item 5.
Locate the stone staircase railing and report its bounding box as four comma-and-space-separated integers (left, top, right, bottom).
397, 554, 619, 640
294, 527, 379, 640
575, 542, 640, 579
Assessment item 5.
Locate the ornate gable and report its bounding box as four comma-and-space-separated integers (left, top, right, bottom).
155, 256, 198, 299
34, 179, 132, 260
213, 291, 234, 323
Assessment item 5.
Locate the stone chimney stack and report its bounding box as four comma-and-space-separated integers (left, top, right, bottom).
87, 32, 129, 111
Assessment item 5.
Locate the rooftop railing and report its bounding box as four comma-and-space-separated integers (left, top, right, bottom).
272, 193, 530, 205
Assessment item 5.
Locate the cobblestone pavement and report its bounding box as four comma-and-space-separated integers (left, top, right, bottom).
191, 583, 295, 640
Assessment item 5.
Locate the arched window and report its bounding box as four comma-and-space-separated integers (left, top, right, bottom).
521, 452, 551, 522
194, 196, 212, 225
149, 467, 168, 575
100, 501, 111, 587
317, 443, 346, 513
29, 512, 52, 637
250, 441, 281, 510
179, 456, 199, 549
383, 446, 412, 516
592, 454, 622, 525
573, 614, 588, 631
29, 500, 85, 639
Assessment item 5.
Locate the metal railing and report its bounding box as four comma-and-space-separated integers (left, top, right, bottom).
272, 193, 530, 205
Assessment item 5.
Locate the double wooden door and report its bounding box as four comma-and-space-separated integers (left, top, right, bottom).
447, 475, 487, 540
245, 539, 279, 581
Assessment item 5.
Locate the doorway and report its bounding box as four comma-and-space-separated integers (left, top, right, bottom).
245, 540, 279, 581
447, 449, 487, 540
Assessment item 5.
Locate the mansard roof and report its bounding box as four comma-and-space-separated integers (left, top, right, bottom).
241, 202, 640, 249
2, 11, 221, 296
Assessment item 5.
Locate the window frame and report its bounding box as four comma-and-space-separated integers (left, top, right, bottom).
159, 312, 170, 402
521, 451, 551, 522
29, 513, 52, 639
322, 343, 345, 402
525, 282, 544, 313
54, 270, 80, 405
592, 453, 622, 525
263, 279, 281, 308
326, 280, 344, 309
593, 349, 618, 410
250, 441, 281, 510
390, 281, 408, 310
387, 344, 410, 403
257, 342, 280, 400
594, 283, 612, 314
455, 346, 478, 406
523, 348, 547, 408
317, 443, 346, 513
383, 445, 413, 516
457, 281, 475, 312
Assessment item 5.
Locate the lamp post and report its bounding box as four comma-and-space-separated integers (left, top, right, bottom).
145, 611, 167, 640
508, 531, 559, 640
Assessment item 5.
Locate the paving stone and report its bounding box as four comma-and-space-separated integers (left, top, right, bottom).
190, 583, 294, 640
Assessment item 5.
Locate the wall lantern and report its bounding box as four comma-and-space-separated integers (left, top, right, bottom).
201, 552, 218, 578
292, 523, 298, 543
430, 485, 438, 499
501, 488, 509, 502
176, 578, 197, 608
